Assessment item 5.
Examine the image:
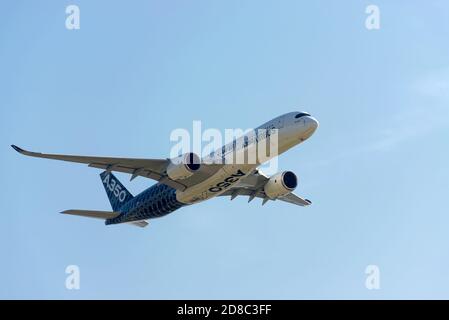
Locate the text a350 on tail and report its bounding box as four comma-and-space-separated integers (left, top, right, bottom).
11, 112, 318, 228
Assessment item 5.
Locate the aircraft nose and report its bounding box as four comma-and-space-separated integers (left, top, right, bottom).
304, 116, 319, 133
297, 116, 318, 141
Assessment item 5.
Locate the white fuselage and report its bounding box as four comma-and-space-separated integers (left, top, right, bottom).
176, 112, 319, 204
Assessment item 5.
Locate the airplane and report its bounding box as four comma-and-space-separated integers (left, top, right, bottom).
11, 112, 318, 228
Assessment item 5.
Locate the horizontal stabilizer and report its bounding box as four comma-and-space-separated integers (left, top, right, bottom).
61, 209, 121, 220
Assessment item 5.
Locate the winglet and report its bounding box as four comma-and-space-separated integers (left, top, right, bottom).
11, 145, 37, 157
11, 145, 25, 153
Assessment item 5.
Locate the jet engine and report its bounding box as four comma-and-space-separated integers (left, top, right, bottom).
166, 152, 201, 180
264, 171, 298, 199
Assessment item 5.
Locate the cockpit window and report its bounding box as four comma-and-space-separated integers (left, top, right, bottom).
295, 112, 310, 119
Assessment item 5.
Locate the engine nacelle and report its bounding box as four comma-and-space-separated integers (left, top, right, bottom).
264, 171, 298, 199
166, 153, 201, 180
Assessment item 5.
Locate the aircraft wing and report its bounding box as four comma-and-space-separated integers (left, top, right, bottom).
219, 169, 312, 206
11, 145, 215, 191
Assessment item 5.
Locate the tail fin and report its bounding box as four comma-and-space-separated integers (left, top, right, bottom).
100, 171, 134, 211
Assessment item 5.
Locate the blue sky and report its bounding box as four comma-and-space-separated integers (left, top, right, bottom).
1, 0, 449, 299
